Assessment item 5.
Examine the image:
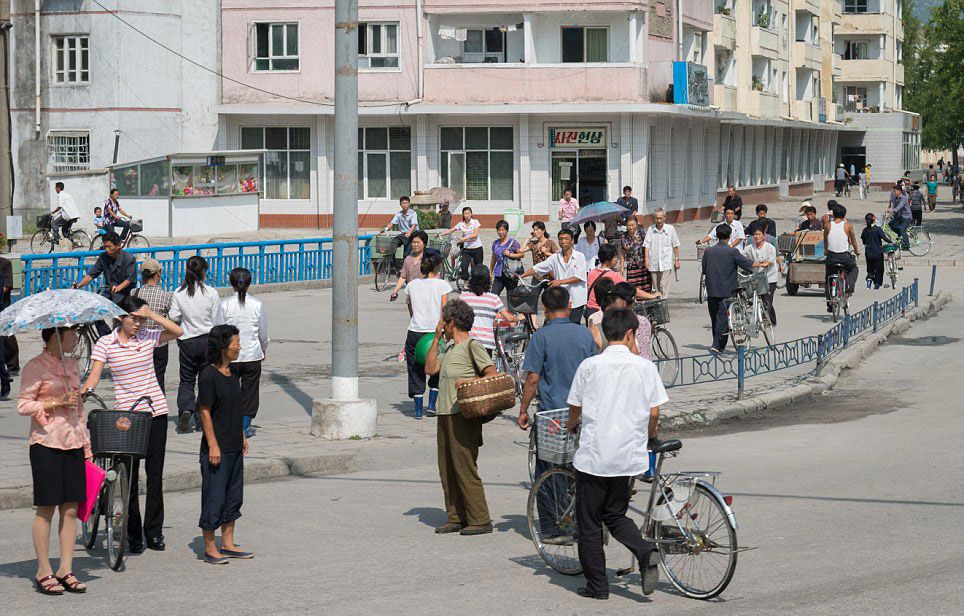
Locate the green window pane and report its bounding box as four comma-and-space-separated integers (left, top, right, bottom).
464, 30, 483, 54
489, 127, 513, 150
256, 24, 269, 58
272, 58, 298, 71
358, 151, 364, 195
286, 24, 299, 56
371, 57, 399, 68
389, 127, 411, 151
465, 127, 488, 150
440, 127, 462, 151
265, 127, 287, 150
562, 27, 584, 62
371, 25, 382, 54
241, 127, 263, 150
140, 160, 170, 196
289, 151, 310, 199
586, 28, 608, 62
366, 127, 388, 150
255, 58, 269, 71
440, 153, 448, 187
289, 127, 310, 150
114, 165, 139, 197
489, 151, 513, 200
390, 152, 411, 199
366, 153, 387, 198
265, 151, 288, 199
172, 166, 193, 196
216, 165, 239, 194
271, 24, 285, 57
466, 151, 489, 200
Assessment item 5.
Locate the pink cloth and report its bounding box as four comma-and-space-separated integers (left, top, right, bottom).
586, 268, 626, 310
558, 198, 580, 222
17, 351, 91, 458
78, 460, 106, 522
588, 312, 653, 360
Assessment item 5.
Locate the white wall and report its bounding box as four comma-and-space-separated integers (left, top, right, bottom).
171, 194, 259, 237
529, 12, 632, 63
118, 196, 171, 237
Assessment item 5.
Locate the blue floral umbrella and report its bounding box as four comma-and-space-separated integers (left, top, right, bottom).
570, 201, 629, 225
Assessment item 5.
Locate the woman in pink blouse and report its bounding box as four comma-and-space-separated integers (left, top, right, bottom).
18, 326, 90, 594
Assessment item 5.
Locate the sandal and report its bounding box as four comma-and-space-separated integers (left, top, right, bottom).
56, 572, 87, 593
34, 574, 64, 595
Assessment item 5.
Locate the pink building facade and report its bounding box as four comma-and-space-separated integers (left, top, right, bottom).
217, 0, 839, 228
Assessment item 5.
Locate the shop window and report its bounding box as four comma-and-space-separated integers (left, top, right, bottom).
47, 131, 89, 172
111, 160, 170, 197
463, 29, 505, 63
170, 162, 256, 197
359, 22, 399, 69
561, 27, 608, 63
240, 126, 309, 199
358, 127, 411, 199
252, 23, 299, 71
440, 127, 513, 200
52, 36, 89, 84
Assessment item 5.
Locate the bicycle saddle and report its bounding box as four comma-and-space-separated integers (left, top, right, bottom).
502, 332, 528, 344
650, 438, 682, 454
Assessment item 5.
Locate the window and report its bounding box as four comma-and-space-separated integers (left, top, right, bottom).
896, 41, 903, 63
463, 29, 505, 63
440, 127, 513, 200
844, 85, 867, 111
47, 131, 89, 172
647, 126, 656, 200
359, 22, 399, 68
844, 0, 868, 13
561, 27, 608, 63
844, 41, 869, 59
172, 162, 258, 196
240, 127, 310, 199
357, 127, 411, 200
52, 36, 89, 84
901, 131, 919, 171
253, 23, 299, 71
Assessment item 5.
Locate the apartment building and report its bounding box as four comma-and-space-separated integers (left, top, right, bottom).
834, 0, 919, 183
7, 0, 220, 226
216, 0, 846, 229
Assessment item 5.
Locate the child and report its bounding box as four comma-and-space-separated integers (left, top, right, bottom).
861, 213, 891, 290
197, 324, 252, 564
93, 207, 106, 235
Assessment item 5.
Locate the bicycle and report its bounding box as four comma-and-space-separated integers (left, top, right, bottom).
727, 271, 775, 347
70, 323, 99, 382
882, 213, 931, 258
696, 243, 707, 304
883, 243, 900, 290
30, 214, 92, 254
89, 218, 150, 252
80, 392, 155, 571
634, 298, 680, 386
432, 234, 466, 293
526, 408, 740, 600
371, 232, 404, 292
827, 262, 850, 323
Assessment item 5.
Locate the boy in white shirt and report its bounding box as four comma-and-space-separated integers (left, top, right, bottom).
566, 307, 668, 600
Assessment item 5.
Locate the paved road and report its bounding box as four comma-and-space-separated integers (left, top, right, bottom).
0, 293, 961, 614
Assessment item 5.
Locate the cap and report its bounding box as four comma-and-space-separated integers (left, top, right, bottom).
838, 163, 844, 167
141, 258, 162, 274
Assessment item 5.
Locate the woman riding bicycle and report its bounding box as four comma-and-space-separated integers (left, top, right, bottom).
103, 189, 134, 241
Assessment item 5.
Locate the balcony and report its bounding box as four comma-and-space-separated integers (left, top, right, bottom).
422, 63, 648, 104
422, 0, 649, 13
714, 83, 738, 112
794, 41, 822, 70
840, 58, 891, 82
748, 89, 782, 120
895, 62, 904, 83
832, 53, 842, 76
840, 12, 891, 35
751, 25, 781, 56
792, 98, 821, 122
714, 13, 737, 49
791, 0, 822, 12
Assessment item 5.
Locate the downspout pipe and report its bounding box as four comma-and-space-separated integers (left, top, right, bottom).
415, 0, 423, 99
34, 0, 39, 134
676, 0, 683, 62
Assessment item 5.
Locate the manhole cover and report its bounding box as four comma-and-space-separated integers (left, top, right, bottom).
891, 335, 958, 346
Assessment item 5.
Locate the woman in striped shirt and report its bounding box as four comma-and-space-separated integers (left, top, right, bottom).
82, 296, 183, 554
461, 265, 521, 354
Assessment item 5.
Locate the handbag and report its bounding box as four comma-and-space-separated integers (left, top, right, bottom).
457, 339, 516, 422
78, 460, 106, 523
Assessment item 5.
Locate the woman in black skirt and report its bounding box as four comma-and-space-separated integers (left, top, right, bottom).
17, 326, 89, 594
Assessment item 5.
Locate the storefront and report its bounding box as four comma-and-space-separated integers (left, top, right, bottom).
548, 126, 609, 206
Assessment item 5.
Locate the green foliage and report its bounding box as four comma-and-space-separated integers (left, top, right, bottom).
416, 208, 440, 231
904, 0, 964, 153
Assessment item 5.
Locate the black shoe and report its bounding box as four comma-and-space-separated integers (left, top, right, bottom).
576, 587, 609, 600
641, 550, 660, 596
146, 537, 166, 551
8, 368, 19, 377
0, 382, 10, 401
128, 539, 145, 554
176, 411, 192, 433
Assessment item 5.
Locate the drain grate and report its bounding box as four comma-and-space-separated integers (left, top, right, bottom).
889, 335, 958, 346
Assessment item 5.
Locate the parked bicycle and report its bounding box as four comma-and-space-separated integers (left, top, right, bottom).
727, 271, 775, 346
432, 233, 466, 292
371, 231, 404, 292
634, 298, 680, 385
80, 392, 155, 571
89, 217, 150, 251
826, 262, 850, 323
30, 214, 91, 254
696, 243, 707, 304
526, 408, 740, 600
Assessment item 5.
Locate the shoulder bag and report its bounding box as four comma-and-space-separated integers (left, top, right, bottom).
457, 339, 516, 422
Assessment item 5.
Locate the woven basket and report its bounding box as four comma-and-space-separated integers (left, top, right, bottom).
642, 298, 670, 325
87, 409, 153, 458
130, 219, 144, 233
457, 372, 517, 419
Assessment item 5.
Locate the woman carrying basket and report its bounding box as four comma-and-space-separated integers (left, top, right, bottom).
82, 296, 183, 554
18, 326, 89, 594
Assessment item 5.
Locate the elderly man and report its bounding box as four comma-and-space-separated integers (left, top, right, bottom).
643, 209, 680, 297
698, 207, 745, 248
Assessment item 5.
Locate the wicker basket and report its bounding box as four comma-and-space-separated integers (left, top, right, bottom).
374, 235, 396, 255
129, 219, 144, 233
457, 372, 517, 419
427, 236, 448, 255
507, 284, 543, 314
87, 409, 153, 458
37, 214, 52, 229
739, 271, 770, 296
777, 233, 799, 255
642, 298, 670, 325
535, 408, 578, 464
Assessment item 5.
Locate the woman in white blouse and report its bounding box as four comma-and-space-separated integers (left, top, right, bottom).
216, 268, 268, 438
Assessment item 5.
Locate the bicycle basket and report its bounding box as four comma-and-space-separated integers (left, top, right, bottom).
427, 236, 448, 255
87, 409, 153, 458
535, 408, 579, 465
37, 214, 52, 229
696, 243, 706, 261
495, 319, 527, 341
507, 284, 543, 314
642, 298, 670, 325
738, 271, 770, 296
129, 219, 144, 233
374, 235, 396, 255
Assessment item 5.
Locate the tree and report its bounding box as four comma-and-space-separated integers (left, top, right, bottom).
904, 0, 964, 166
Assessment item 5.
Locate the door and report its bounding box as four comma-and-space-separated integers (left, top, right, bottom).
551, 152, 577, 202
840, 147, 865, 178
577, 149, 607, 205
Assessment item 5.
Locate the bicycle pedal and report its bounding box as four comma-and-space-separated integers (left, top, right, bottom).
615, 566, 635, 577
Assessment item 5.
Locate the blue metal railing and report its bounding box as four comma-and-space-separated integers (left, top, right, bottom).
20, 236, 375, 297
658, 279, 919, 397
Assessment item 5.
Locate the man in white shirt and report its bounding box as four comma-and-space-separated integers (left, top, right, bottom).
51, 181, 80, 243
697, 207, 744, 248
565, 307, 668, 600
521, 228, 588, 324
742, 228, 779, 325
381, 196, 419, 264
643, 208, 680, 297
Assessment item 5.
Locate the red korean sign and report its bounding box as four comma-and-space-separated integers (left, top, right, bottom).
550, 128, 607, 148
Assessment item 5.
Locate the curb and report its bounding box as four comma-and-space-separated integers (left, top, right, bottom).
674, 290, 953, 427
0, 451, 355, 512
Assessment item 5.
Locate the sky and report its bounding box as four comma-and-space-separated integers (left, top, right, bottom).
912, 0, 944, 21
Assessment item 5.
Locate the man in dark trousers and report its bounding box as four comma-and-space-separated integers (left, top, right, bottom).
72, 232, 137, 335
0, 255, 17, 375
722, 185, 743, 220
702, 224, 754, 353
0, 256, 12, 398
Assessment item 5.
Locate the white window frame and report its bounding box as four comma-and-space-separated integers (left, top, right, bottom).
561, 26, 610, 63
462, 29, 506, 64
251, 22, 300, 72
844, 0, 868, 14
51, 35, 89, 84
358, 127, 412, 200
359, 22, 400, 70
47, 131, 90, 172
239, 126, 310, 200
439, 127, 514, 201
845, 40, 869, 59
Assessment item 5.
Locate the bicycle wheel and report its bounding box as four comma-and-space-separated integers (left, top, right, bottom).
374, 258, 394, 292
67, 230, 92, 252
651, 328, 679, 386
105, 460, 130, 571
887, 255, 898, 289
907, 228, 931, 257
527, 429, 537, 483
656, 483, 738, 600
527, 466, 581, 576
127, 234, 151, 250
30, 230, 54, 254
698, 274, 706, 304
81, 458, 106, 549
760, 309, 776, 346
727, 303, 747, 347
71, 327, 93, 381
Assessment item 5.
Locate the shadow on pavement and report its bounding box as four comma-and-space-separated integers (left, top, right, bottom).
402, 507, 447, 528
493, 514, 528, 538
0, 555, 105, 584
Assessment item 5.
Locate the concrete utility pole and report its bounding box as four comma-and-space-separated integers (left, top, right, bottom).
311, 0, 377, 439
0, 0, 12, 234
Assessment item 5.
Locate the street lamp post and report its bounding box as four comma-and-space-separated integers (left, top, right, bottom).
311, 0, 377, 439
